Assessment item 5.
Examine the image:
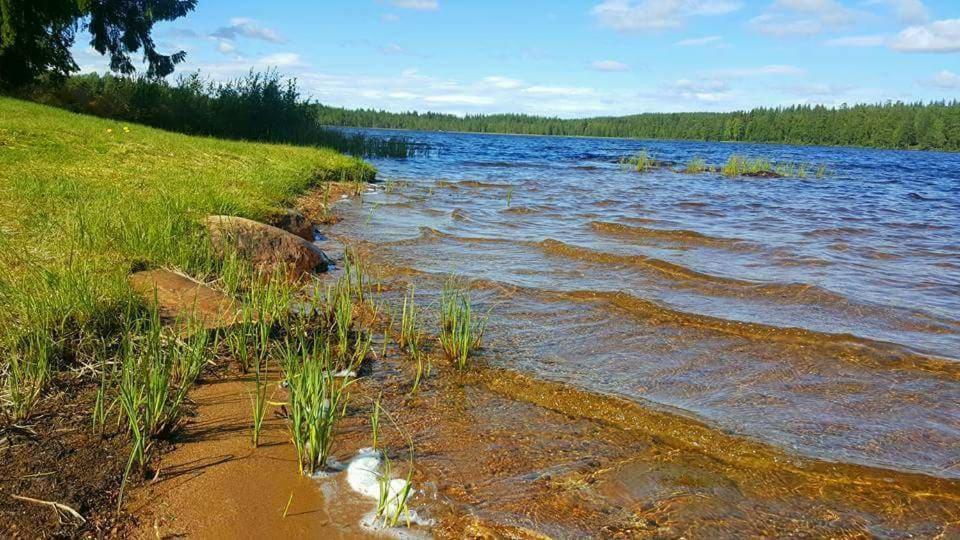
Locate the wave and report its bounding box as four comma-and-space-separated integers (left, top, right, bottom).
589, 220, 755, 251
553, 288, 960, 379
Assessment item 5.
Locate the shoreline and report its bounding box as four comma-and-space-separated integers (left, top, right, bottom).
132, 185, 960, 538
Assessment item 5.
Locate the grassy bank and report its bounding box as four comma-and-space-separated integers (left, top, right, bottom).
0, 96, 372, 398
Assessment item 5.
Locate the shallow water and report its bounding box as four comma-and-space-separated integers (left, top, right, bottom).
334, 130, 960, 481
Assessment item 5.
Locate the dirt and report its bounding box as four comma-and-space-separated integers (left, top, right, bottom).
0, 376, 144, 538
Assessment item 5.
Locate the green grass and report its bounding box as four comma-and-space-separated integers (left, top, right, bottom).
438, 279, 487, 371
620, 150, 659, 172
722, 155, 774, 177
0, 97, 374, 422
683, 157, 711, 174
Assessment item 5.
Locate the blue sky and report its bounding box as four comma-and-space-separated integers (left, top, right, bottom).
73, 0, 960, 117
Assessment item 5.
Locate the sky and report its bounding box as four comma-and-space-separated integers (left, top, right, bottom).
72, 0, 960, 117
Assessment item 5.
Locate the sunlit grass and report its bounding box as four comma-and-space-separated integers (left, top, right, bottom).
439, 278, 487, 371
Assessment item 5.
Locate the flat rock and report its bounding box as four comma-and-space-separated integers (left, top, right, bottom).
129, 269, 240, 331
204, 215, 331, 279
269, 208, 315, 241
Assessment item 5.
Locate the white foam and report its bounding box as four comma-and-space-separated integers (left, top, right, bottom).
344, 448, 435, 531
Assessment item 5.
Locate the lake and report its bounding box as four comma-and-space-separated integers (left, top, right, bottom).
333, 129, 960, 481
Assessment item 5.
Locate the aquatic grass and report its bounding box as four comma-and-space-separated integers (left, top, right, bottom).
439, 278, 487, 371
371, 392, 382, 451
684, 157, 711, 174
505, 186, 514, 208
722, 155, 774, 177
282, 335, 355, 475
621, 150, 659, 173
250, 357, 268, 448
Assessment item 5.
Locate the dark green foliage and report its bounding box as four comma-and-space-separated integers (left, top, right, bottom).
0, 0, 195, 88
25, 71, 416, 157
315, 101, 960, 152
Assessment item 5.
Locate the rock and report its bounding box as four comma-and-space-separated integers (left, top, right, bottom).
203, 215, 331, 279
128, 269, 240, 332
269, 208, 315, 241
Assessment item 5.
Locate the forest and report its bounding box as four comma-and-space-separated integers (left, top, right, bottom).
314, 101, 960, 152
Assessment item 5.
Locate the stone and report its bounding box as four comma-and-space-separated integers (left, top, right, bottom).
203, 215, 331, 279
128, 269, 240, 332
269, 208, 315, 241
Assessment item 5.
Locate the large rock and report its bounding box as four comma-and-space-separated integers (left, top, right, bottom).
269, 208, 315, 241
204, 215, 331, 279
129, 269, 240, 332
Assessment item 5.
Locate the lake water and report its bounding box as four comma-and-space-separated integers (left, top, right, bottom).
334, 129, 960, 481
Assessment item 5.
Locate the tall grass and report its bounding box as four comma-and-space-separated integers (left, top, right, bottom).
439, 279, 487, 371
282, 335, 354, 475
24, 71, 416, 159
722, 155, 774, 177
621, 150, 659, 172
683, 157, 711, 174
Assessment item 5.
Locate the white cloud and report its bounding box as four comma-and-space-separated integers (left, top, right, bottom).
592, 0, 742, 32
381, 13, 401, 22
866, 0, 928, 24
391, 0, 438, 10
522, 85, 594, 96
824, 34, 886, 46
424, 94, 495, 105
750, 0, 856, 37
676, 35, 723, 45
663, 79, 733, 103
211, 18, 283, 43
483, 76, 524, 89
713, 64, 805, 77
891, 19, 960, 53
926, 70, 960, 89
216, 40, 236, 54
591, 59, 630, 71
256, 52, 303, 67
380, 43, 411, 55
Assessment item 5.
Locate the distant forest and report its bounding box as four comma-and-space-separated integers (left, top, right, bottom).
315, 101, 960, 152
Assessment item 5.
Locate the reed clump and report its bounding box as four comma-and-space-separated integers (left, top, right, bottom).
620, 150, 660, 172
439, 279, 487, 371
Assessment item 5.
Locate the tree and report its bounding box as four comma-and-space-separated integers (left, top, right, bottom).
0, 0, 196, 88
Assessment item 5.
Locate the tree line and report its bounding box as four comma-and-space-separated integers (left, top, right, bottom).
314, 101, 960, 152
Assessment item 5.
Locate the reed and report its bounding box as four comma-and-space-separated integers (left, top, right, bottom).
250, 357, 268, 448
621, 150, 659, 172
505, 186, 514, 208
282, 335, 354, 475
684, 157, 710, 174
722, 155, 774, 177
371, 392, 382, 451
439, 279, 487, 370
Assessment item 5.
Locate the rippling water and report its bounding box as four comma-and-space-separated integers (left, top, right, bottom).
334, 129, 960, 480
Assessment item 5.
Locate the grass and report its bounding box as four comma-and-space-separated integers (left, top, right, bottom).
722, 155, 774, 177
438, 278, 487, 371
282, 333, 355, 475
683, 157, 712, 174
0, 97, 373, 424
620, 150, 659, 172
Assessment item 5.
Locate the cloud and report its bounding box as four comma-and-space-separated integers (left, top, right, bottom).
592, 0, 742, 32
380, 43, 411, 55
522, 85, 594, 96
925, 69, 960, 89
256, 52, 303, 67
713, 64, 805, 77
381, 13, 401, 22
676, 35, 723, 45
591, 59, 630, 71
866, 0, 928, 24
211, 18, 283, 43
824, 34, 886, 46
216, 40, 236, 55
891, 19, 960, 53
750, 0, 856, 37
424, 94, 494, 105
668, 79, 732, 102
391, 0, 438, 10
482, 76, 524, 89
